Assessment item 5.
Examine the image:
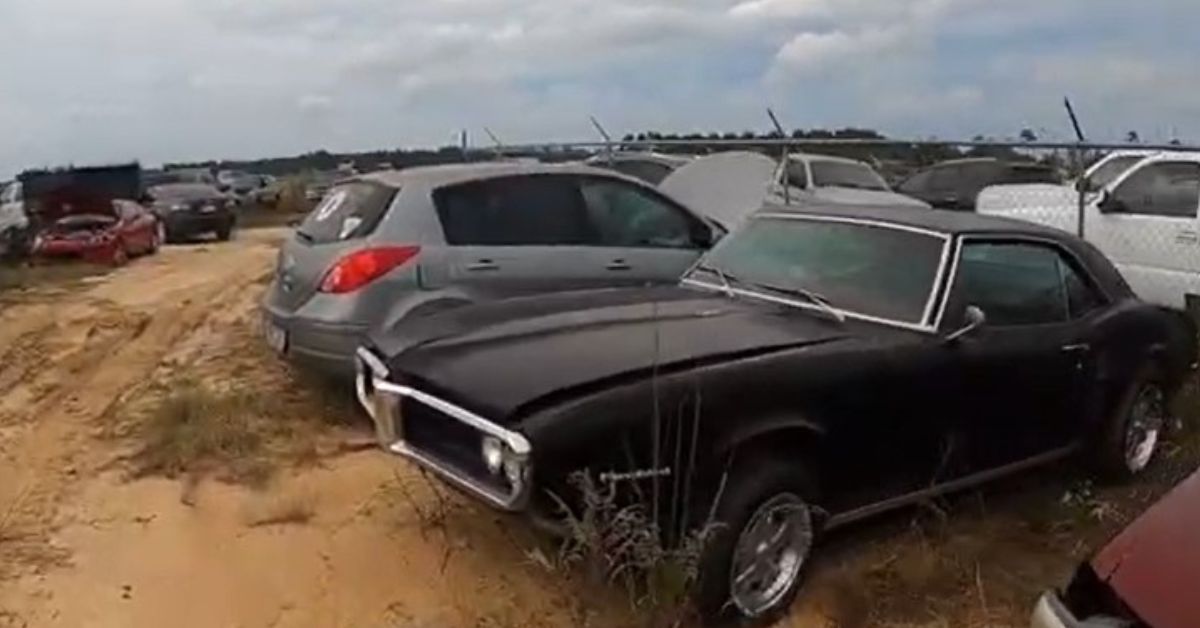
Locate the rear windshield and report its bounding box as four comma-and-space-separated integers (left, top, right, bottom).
150, 184, 221, 200
296, 181, 396, 244
810, 160, 889, 191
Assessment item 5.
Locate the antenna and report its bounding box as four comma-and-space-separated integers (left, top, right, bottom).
589, 115, 614, 164
766, 108, 791, 206
1063, 97, 1085, 142
483, 127, 505, 159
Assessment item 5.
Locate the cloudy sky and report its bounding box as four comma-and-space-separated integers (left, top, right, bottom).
0, 0, 1195, 176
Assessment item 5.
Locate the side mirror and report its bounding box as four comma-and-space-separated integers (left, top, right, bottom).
692, 223, 723, 249
944, 305, 986, 343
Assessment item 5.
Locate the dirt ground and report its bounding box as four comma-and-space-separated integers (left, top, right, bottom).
0, 229, 1196, 628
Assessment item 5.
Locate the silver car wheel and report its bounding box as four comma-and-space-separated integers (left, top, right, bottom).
1124, 384, 1164, 473
729, 493, 813, 618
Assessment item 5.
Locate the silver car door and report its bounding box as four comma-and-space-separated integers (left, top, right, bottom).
577, 175, 709, 286
433, 174, 606, 299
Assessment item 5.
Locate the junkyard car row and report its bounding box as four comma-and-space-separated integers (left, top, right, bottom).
253, 151, 1200, 625
8, 148, 1191, 625
0, 163, 286, 265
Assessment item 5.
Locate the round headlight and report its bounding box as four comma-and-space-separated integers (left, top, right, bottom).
481, 437, 504, 474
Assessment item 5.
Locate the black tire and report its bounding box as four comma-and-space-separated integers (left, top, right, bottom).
693, 455, 818, 626
215, 221, 234, 241
1092, 365, 1167, 480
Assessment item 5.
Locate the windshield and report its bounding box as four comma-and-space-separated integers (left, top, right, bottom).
810, 160, 890, 191
688, 215, 947, 325
1085, 155, 1146, 191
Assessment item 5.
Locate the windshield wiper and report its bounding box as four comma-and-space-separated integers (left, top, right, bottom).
745, 281, 845, 323
693, 264, 735, 298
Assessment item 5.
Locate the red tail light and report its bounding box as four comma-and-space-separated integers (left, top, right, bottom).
319, 245, 420, 294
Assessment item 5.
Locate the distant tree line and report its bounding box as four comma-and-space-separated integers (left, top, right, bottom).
616, 127, 1057, 167
154, 125, 1109, 178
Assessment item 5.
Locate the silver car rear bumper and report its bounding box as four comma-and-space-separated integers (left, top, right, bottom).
355, 347, 533, 511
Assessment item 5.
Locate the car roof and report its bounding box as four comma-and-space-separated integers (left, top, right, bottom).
355, 161, 622, 189
760, 202, 1072, 238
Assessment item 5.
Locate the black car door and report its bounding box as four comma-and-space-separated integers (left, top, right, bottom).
941, 239, 1102, 471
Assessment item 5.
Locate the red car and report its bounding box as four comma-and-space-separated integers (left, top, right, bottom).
1033, 468, 1200, 627
31, 199, 163, 266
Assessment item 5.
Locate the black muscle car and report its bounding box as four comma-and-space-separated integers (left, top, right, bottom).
355, 205, 1197, 625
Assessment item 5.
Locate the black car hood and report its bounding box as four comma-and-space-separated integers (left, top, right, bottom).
371, 286, 853, 421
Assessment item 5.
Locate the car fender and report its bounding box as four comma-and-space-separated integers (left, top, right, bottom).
715, 412, 828, 457
379, 289, 476, 334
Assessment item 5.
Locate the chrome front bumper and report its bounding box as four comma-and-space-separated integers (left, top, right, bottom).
355, 348, 533, 511
1031, 591, 1126, 628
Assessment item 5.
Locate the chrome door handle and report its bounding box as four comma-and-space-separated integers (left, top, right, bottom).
1061, 343, 1090, 354
1176, 231, 1199, 244
466, 260, 499, 271
606, 259, 631, 271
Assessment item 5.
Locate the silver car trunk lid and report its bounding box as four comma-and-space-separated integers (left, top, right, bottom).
267, 182, 399, 312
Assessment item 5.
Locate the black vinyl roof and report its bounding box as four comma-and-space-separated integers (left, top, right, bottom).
761, 203, 1071, 238
757, 203, 1135, 300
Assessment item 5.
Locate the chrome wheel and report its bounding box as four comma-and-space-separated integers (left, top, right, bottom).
1124, 384, 1164, 473
729, 493, 813, 618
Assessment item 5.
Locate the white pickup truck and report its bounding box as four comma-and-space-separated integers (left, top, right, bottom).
978, 151, 1200, 313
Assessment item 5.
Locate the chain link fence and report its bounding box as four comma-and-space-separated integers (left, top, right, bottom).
495, 137, 1200, 315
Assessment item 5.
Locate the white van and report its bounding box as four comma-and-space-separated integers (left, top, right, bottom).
979, 152, 1200, 313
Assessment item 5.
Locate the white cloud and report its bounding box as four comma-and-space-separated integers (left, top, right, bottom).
770, 26, 912, 78
0, 0, 1193, 176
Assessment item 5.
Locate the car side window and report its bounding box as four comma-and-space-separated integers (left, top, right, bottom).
1060, 258, 1106, 319
784, 161, 809, 189
1110, 161, 1200, 218
579, 178, 697, 249
611, 161, 673, 185
957, 242, 1070, 326
435, 175, 598, 246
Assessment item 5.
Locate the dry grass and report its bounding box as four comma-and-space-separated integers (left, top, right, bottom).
131, 381, 276, 484
128, 376, 353, 487
540, 471, 716, 628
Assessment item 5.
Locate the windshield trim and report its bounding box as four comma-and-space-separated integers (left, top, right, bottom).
683, 213, 953, 333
